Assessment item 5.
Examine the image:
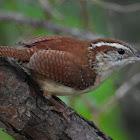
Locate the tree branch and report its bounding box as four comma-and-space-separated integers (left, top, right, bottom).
89, 0, 140, 13
0, 10, 100, 40
0, 58, 112, 140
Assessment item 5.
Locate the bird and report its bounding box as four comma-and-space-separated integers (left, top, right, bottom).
0, 35, 140, 121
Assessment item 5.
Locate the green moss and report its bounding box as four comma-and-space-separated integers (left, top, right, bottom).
0, 128, 14, 140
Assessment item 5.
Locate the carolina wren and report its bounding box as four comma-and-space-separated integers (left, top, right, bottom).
0, 35, 140, 120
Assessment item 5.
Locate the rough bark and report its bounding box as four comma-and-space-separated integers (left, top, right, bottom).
0, 58, 112, 140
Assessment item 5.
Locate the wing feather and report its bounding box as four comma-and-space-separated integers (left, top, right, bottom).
23, 50, 95, 90
16, 35, 71, 46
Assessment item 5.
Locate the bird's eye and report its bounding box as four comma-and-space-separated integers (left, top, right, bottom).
118, 48, 125, 55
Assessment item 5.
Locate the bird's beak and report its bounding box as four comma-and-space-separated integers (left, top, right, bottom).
130, 54, 140, 62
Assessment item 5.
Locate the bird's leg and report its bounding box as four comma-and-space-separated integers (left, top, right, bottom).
43, 92, 75, 122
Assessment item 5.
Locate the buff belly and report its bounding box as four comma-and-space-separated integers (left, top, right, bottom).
34, 75, 97, 96
31, 67, 113, 96
35, 76, 105, 96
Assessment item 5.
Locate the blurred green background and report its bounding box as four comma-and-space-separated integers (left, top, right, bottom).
0, 0, 140, 140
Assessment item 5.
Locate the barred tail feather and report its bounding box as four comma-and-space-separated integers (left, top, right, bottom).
0, 46, 32, 61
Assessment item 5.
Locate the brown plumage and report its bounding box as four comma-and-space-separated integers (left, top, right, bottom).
19, 35, 97, 90
0, 46, 33, 61
0, 35, 97, 91
0, 35, 137, 95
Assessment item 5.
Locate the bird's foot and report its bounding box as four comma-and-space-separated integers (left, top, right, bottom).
49, 98, 76, 122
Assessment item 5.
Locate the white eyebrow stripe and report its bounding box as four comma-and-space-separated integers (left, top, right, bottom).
91, 42, 131, 51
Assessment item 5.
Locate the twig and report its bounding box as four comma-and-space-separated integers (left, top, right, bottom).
0, 10, 100, 40
78, 0, 90, 29
81, 95, 99, 122
89, 0, 140, 13
38, 0, 64, 20
99, 72, 140, 114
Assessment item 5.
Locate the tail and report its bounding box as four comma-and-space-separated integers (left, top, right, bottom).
0, 46, 33, 61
